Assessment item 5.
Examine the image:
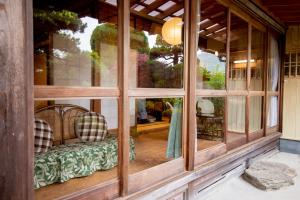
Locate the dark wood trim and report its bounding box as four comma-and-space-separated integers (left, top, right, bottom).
34, 86, 120, 99
118, 0, 130, 196
279, 34, 286, 132
26, 0, 35, 198
186, 0, 197, 171
0, 0, 34, 199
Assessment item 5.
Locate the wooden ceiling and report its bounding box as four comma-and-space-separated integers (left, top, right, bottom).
256, 0, 300, 25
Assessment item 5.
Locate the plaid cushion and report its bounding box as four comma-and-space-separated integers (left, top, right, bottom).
34, 118, 54, 153
75, 112, 108, 142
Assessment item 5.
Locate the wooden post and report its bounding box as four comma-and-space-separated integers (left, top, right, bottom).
0, 0, 34, 199
118, 0, 130, 196
185, 0, 197, 171
279, 34, 286, 132
263, 29, 270, 136
246, 24, 252, 142
225, 9, 231, 145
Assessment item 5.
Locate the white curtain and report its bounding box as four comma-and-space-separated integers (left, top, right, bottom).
267, 36, 280, 127
269, 36, 280, 91
268, 97, 278, 127
228, 96, 245, 132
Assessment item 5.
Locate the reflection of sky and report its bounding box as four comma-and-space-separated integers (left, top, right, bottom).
61, 17, 99, 52
64, 17, 158, 52
144, 31, 157, 49
74, 17, 99, 52
197, 50, 225, 72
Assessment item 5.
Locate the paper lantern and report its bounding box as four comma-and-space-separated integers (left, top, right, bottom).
162, 17, 183, 45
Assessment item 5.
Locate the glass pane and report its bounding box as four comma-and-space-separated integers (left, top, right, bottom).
227, 96, 246, 149
129, 0, 184, 88
229, 14, 248, 90
284, 53, 289, 76
129, 98, 183, 174
267, 96, 278, 127
228, 96, 245, 132
250, 28, 264, 91
196, 97, 225, 151
249, 96, 263, 133
34, 0, 118, 87
268, 34, 280, 91
196, 1, 227, 90
34, 98, 119, 199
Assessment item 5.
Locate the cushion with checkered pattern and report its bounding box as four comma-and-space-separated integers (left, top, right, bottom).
75, 112, 108, 142
34, 118, 54, 153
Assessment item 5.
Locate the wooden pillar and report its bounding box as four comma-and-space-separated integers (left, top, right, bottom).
245, 24, 252, 142
185, 0, 197, 171
225, 9, 231, 144
118, 0, 130, 196
279, 34, 286, 132
0, 0, 34, 199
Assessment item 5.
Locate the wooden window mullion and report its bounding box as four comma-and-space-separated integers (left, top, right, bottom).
245, 24, 251, 142
186, 0, 197, 171
224, 9, 231, 145
118, 0, 130, 196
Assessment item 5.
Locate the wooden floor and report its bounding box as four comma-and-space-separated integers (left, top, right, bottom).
35, 121, 222, 199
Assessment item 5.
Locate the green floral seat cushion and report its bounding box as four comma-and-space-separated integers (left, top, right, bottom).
34, 135, 135, 189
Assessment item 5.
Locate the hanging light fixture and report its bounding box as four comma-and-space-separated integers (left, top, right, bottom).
162, 17, 183, 45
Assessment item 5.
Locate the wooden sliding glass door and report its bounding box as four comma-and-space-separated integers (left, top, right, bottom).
31, 0, 282, 199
